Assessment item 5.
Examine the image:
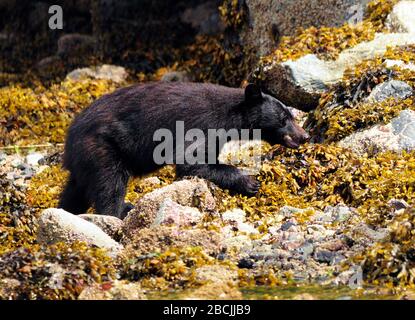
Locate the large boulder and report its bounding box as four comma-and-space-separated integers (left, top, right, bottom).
258, 33, 415, 110
37, 209, 123, 257
239, 0, 370, 56
123, 178, 216, 238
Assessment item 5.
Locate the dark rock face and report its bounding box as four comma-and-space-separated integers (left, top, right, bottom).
0, 0, 220, 75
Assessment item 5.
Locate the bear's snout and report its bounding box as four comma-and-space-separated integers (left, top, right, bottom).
281, 121, 310, 149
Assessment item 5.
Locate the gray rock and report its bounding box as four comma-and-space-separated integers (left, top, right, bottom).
386, 1, 415, 33
123, 178, 215, 238
66, 65, 128, 83
79, 214, 123, 240
391, 109, 415, 150
366, 80, 413, 103
313, 248, 336, 264
37, 209, 123, 257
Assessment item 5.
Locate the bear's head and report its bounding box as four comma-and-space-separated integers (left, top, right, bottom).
245, 84, 309, 148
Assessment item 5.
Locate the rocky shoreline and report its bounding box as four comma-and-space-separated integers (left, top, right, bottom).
1, 0, 415, 300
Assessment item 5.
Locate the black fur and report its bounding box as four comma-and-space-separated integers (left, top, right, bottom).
59, 82, 308, 218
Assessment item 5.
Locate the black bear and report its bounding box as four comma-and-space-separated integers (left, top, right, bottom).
59, 82, 309, 218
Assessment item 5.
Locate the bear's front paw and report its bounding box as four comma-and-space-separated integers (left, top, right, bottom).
237, 175, 260, 197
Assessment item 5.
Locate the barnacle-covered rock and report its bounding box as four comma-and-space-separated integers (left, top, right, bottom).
123, 178, 216, 237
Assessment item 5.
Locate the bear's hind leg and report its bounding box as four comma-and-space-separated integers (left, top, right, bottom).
58, 175, 90, 214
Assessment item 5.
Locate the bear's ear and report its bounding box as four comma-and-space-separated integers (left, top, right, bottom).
244, 84, 262, 103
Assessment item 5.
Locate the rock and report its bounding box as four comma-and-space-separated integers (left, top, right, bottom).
153, 198, 204, 227
78, 281, 146, 300
237, 258, 255, 269
278, 206, 309, 218
313, 248, 336, 264
66, 64, 128, 83
338, 110, 415, 155
293, 293, 316, 300
194, 265, 238, 284
79, 214, 123, 240
141, 176, 162, 188
324, 205, 354, 223
351, 223, 390, 243
181, 1, 225, 35
222, 234, 253, 253
123, 225, 223, 256
280, 221, 296, 231
123, 178, 215, 238
35, 55, 64, 75
385, 59, 415, 72
57, 33, 96, 58
0, 278, 20, 299
391, 109, 415, 150
386, 1, 415, 33
236, 221, 259, 235
25, 153, 44, 166
182, 282, 243, 300
388, 198, 410, 211
366, 80, 413, 103
259, 33, 415, 110
160, 71, 191, 82
222, 208, 246, 223
239, 0, 369, 56
37, 209, 123, 257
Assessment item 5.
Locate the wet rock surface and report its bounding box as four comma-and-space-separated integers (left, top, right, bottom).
37, 209, 123, 257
